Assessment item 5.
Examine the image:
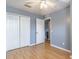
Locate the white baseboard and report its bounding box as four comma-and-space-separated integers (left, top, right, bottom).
36, 42, 44, 45
30, 43, 36, 46
51, 44, 71, 53
29, 42, 44, 46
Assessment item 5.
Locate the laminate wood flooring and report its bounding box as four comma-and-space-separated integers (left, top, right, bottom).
7, 42, 71, 59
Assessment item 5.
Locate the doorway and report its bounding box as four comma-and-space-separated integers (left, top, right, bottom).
45, 19, 50, 43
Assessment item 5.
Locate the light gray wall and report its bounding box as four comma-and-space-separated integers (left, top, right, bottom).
6, 6, 43, 44
46, 6, 71, 50
6, 6, 43, 18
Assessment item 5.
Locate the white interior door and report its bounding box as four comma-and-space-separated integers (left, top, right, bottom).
20, 16, 30, 47
6, 13, 19, 51
36, 18, 45, 44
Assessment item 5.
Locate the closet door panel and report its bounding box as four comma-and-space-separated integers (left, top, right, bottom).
20, 16, 30, 47
6, 14, 19, 51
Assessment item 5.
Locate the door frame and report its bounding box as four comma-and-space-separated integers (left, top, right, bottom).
44, 17, 52, 44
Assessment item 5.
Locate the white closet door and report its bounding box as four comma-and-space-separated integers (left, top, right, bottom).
20, 16, 30, 47
6, 13, 19, 51
36, 18, 45, 44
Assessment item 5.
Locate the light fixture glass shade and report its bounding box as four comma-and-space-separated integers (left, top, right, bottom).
40, 0, 47, 9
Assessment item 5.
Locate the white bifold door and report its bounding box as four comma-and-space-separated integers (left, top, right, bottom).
19, 16, 30, 47
6, 13, 30, 51
6, 14, 19, 51
36, 18, 45, 44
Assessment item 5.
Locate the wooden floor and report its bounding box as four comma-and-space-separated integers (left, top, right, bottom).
7, 42, 71, 59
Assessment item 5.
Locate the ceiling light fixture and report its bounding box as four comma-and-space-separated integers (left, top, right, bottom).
24, 0, 56, 9
40, 0, 48, 9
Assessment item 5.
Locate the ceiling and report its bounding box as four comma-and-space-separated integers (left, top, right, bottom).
6, 0, 71, 16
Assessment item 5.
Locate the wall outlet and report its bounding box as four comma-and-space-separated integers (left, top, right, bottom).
62, 43, 65, 45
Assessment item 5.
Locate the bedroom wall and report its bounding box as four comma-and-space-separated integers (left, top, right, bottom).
6, 6, 43, 44
46, 6, 71, 51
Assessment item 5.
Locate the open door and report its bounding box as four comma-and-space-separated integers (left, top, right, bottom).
36, 18, 45, 44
